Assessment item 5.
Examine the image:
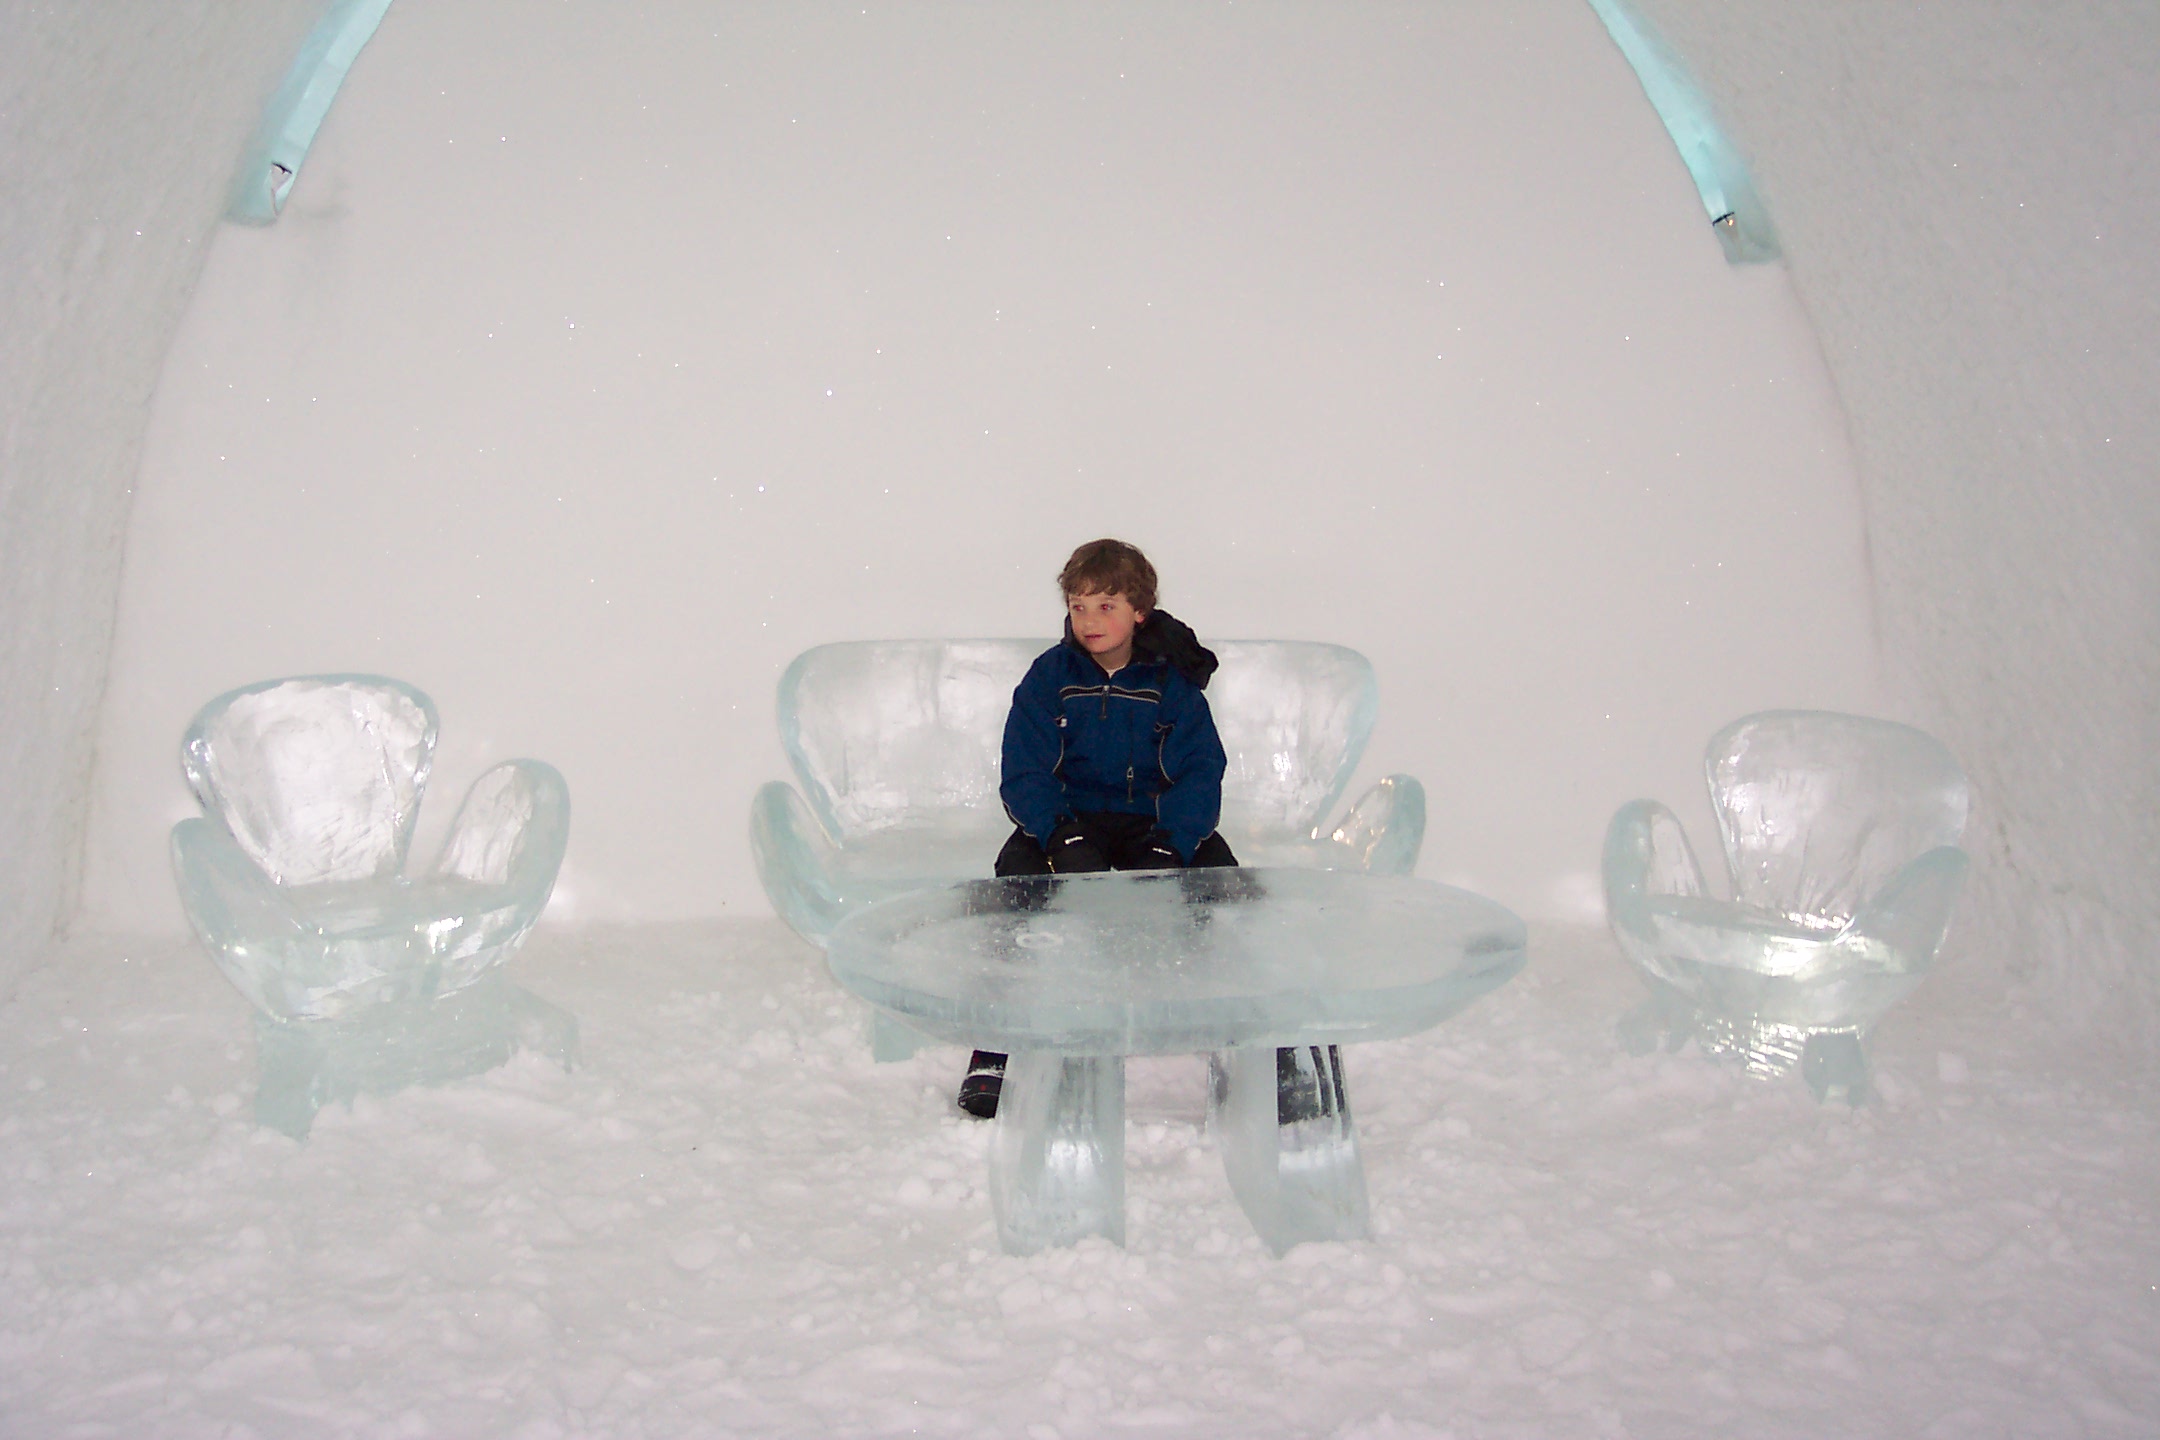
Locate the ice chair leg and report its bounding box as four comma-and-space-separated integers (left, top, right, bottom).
989, 1051, 1125, 1254
1208, 1045, 1371, 1256
253, 971, 578, 1139
1801, 1030, 1871, 1106
1616, 979, 1697, 1056
507, 983, 580, 1070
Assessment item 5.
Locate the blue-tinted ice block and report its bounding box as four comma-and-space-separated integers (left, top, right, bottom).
1602, 710, 1969, 1101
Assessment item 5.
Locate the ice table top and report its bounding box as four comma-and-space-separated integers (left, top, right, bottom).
827, 868, 1527, 1056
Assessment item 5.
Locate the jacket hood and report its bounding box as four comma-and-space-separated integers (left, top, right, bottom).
1062, 607, 1218, 689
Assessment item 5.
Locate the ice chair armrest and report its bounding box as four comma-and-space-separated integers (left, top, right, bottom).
172, 818, 317, 1015
172, 817, 310, 940
430, 761, 571, 906
1312, 774, 1426, 876
1602, 798, 1709, 933
1839, 845, 1969, 971
751, 781, 848, 944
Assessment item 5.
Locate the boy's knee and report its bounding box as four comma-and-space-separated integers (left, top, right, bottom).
1188, 831, 1240, 869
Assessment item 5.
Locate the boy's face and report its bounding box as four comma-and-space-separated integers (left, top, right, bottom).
1067, 589, 1147, 670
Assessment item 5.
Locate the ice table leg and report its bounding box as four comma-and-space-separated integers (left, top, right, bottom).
1209, 1045, 1371, 1255
869, 1008, 933, 1063
1615, 978, 1696, 1056
253, 970, 578, 1139
989, 1051, 1125, 1254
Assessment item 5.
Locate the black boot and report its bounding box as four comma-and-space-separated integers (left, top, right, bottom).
958, 1050, 1007, 1118
1276, 1045, 1348, 1125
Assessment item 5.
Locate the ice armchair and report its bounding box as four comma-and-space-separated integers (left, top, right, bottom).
170, 675, 575, 1134
751, 639, 1426, 947
1602, 710, 1970, 1101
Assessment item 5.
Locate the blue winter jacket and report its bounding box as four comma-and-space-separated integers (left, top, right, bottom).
999, 635, 1228, 862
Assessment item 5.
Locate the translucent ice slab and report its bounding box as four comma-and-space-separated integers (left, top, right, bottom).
830, 868, 1523, 1254
752, 640, 1426, 947
172, 676, 570, 1023
1602, 710, 1969, 1101
828, 868, 1524, 1056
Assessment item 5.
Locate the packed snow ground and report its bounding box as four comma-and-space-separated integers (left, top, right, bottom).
3, 922, 2154, 1438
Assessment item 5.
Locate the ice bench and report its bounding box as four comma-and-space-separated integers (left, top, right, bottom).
751, 639, 1425, 955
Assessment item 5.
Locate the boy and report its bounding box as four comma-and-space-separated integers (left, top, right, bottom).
957, 538, 1236, 1117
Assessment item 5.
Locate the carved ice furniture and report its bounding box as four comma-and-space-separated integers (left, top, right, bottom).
1601, 709, 1970, 1102
170, 674, 575, 1134
828, 867, 1525, 1255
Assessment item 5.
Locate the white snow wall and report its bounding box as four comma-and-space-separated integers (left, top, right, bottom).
3, 4, 2151, 1045
78, 1, 1880, 935
0, 2, 321, 997
1633, 2, 2160, 1042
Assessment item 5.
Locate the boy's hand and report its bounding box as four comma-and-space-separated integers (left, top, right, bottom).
1139, 830, 1184, 870
1046, 819, 1106, 873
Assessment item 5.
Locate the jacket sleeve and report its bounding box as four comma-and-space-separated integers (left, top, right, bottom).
1155, 676, 1227, 862
999, 656, 1069, 843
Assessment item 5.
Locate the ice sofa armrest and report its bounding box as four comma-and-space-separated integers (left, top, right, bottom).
750, 781, 847, 943
1313, 775, 1426, 876
1839, 845, 1969, 971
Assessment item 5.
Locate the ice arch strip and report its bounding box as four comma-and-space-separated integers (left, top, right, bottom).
229, 0, 393, 224
1585, 0, 1779, 264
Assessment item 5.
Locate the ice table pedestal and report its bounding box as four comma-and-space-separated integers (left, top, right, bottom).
828, 868, 1526, 1255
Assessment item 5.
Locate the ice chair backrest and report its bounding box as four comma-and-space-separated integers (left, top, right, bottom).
181, 675, 439, 887
1707, 710, 1969, 926
778, 640, 1378, 842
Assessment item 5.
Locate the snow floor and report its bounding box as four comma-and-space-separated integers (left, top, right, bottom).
3, 921, 2155, 1438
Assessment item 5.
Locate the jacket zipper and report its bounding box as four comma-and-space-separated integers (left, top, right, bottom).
1154, 726, 1168, 822
1126, 765, 1135, 803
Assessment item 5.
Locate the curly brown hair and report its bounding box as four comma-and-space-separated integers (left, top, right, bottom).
1057, 539, 1158, 612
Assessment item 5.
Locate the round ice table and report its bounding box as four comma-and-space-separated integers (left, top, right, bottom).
828, 868, 1526, 1255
